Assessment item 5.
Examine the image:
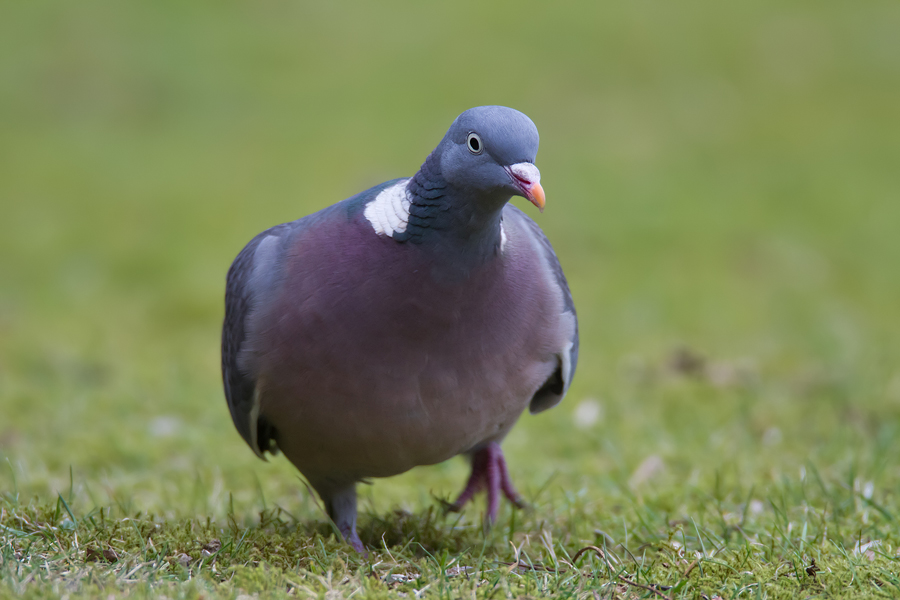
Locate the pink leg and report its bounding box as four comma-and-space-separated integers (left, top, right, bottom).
339, 522, 366, 555
323, 483, 367, 555
486, 445, 501, 521
496, 450, 525, 508
449, 449, 488, 511
449, 442, 525, 523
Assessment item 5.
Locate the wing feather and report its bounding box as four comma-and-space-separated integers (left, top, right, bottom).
504, 205, 580, 414
221, 224, 291, 457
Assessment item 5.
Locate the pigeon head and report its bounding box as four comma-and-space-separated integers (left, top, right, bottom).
436, 106, 545, 211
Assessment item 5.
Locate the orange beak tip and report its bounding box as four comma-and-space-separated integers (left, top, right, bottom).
529, 182, 546, 212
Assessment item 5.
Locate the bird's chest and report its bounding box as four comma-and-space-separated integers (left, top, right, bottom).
295, 242, 548, 371
261, 234, 555, 448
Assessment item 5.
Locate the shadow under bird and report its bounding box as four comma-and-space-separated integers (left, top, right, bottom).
222, 106, 579, 552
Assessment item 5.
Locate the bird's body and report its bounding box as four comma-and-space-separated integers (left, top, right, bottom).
222, 107, 577, 551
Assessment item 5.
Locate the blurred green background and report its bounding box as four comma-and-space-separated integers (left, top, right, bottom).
2, 0, 899, 522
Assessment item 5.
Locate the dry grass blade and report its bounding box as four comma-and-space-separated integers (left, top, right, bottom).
683, 559, 698, 578
572, 546, 672, 600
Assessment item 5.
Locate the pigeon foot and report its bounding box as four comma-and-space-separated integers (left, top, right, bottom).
449, 442, 524, 522
324, 483, 368, 555
339, 522, 367, 556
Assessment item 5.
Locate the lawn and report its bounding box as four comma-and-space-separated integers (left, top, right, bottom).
2, 1, 900, 598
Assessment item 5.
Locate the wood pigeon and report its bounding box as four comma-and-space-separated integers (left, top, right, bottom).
222, 106, 578, 552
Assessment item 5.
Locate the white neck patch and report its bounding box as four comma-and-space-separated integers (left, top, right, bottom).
364, 179, 411, 237
364, 178, 508, 254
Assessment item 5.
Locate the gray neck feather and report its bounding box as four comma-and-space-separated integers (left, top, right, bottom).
400, 150, 507, 265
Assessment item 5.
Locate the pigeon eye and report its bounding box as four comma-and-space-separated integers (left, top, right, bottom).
466, 133, 483, 155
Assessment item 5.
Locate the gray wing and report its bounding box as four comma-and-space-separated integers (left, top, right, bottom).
222, 188, 391, 457
504, 204, 580, 414
222, 223, 293, 458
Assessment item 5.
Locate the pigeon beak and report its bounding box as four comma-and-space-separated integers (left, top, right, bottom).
507, 163, 545, 213
526, 181, 546, 212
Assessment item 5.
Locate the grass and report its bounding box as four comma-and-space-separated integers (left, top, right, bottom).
5, 463, 900, 599
2, 0, 900, 597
